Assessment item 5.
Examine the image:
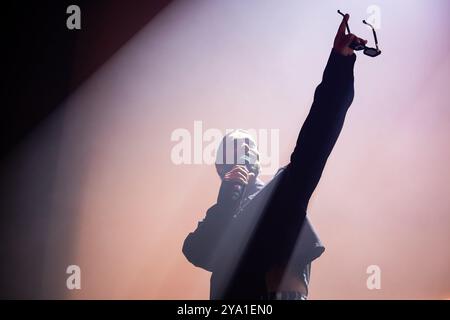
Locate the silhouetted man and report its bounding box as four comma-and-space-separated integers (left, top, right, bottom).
183, 14, 367, 300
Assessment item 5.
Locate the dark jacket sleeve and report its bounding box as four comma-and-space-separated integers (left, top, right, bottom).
249, 49, 356, 266
289, 49, 356, 207
182, 203, 233, 272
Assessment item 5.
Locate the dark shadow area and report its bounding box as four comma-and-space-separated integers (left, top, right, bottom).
1, 0, 172, 157
0, 0, 172, 299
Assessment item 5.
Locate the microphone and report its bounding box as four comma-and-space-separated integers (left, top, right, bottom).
230, 183, 245, 202
219, 154, 258, 206
219, 178, 247, 210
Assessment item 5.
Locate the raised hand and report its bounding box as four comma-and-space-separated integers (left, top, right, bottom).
333, 13, 367, 56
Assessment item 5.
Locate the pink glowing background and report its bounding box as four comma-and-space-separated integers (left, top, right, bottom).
2, 0, 449, 299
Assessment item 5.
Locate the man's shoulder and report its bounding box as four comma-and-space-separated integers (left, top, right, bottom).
245, 165, 288, 202
274, 165, 288, 176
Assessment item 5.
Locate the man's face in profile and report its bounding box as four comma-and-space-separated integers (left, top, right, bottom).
215, 130, 260, 183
